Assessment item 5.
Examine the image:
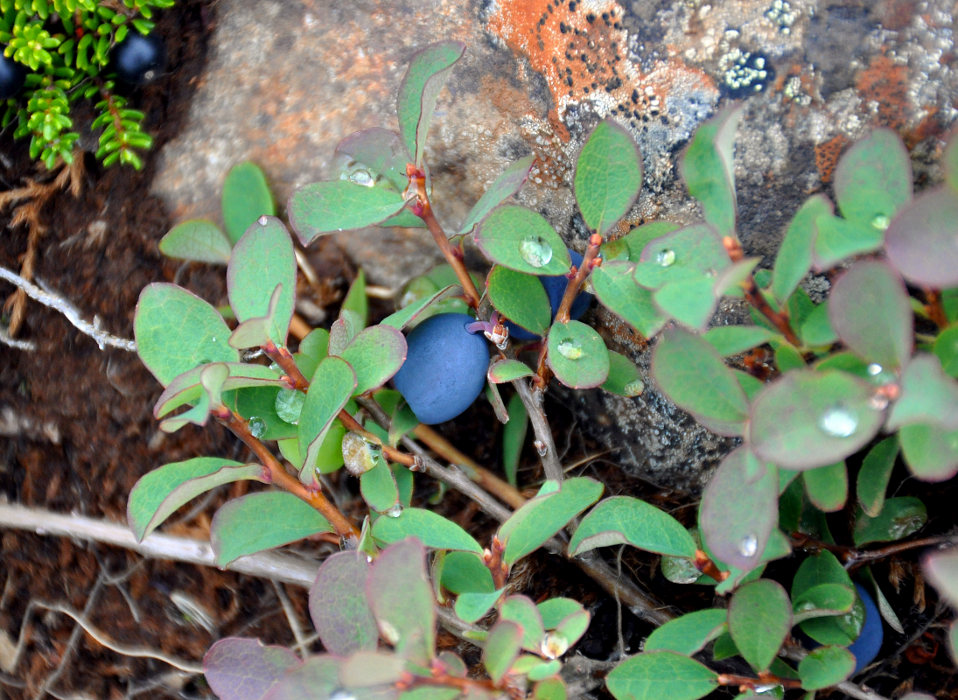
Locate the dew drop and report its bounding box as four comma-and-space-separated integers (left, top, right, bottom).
384, 503, 404, 518
623, 379, 644, 396
340, 165, 376, 187
866, 363, 883, 376
868, 393, 890, 411
257, 215, 269, 226
534, 439, 548, 456
329, 690, 357, 700
274, 388, 305, 424
557, 338, 583, 359
248, 416, 267, 439
655, 248, 676, 267
539, 632, 569, 660
519, 237, 554, 268
739, 533, 758, 558
871, 214, 890, 230
342, 431, 381, 475
818, 405, 858, 438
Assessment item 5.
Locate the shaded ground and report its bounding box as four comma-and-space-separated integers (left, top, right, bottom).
0, 1, 958, 699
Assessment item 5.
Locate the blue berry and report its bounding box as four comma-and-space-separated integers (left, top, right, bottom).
508, 249, 593, 341
113, 33, 166, 86
0, 52, 26, 100
848, 583, 883, 674
393, 313, 489, 424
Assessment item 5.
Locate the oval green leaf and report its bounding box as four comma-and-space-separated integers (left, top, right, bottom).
679, 106, 741, 238
574, 120, 642, 235
887, 354, 958, 431
298, 357, 357, 477
159, 219, 232, 264
371, 507, 482, 553
728, 579, 792, 672
568, 495, 697, 558
606, 651, 718, 700
643, 609, 728, 655
601, 350, 645, 397
803, 462, 848, 513
487, 265, 552, 336
857, 436, 899, 517
834, 128, 912, 229
853, 496, 926, 547
547, 320, 610, 389
222, 161, 276, 244
885, 186, 958, 288
474, 205, 572, 275
308, 551, 377, 656
484, 620, 523, 684
771, 194, 832, 305
489, 358, 535, 384
337, 324, 408, 395
798, 645, 856, 691
287, 180, 406, 245
460, 155, 535, 235
899, 421, 958, 482
591, 261, 667, 338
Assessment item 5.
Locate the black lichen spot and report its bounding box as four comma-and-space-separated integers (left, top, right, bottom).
721, 50, 775, 99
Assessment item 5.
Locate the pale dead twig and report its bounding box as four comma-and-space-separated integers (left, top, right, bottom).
271, 580, 310, 659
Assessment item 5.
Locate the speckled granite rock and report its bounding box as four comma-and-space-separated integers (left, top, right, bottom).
152, 0, 958, 490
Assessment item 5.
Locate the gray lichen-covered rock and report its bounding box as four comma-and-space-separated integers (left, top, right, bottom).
152, 0, 958, 490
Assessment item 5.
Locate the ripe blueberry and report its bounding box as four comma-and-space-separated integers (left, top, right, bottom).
847, 583, 883, 674
508, 248, 593, 341
0, 52, 26, 100
112, 33, 166, 86
393, 313, 489, 425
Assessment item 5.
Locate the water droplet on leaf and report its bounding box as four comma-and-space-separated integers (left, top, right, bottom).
329, 689, 357, 700
871, 214, 890, 230
248, 416, 267, 439
519, 237, 554, 268
540, 632, 569, 660
866, 363, 883, 376
274, 388, 305, 424
342, 431, 381, 475
557, 338, 583, 359
340, 164, 376, 187
868, 392, 890, 411
655, 249, 676, 267
257, 215, 269, 226
818, 405, 858, 438
384, 503, 403, 518
623, 379, 644, 396
739, 534, 758, 558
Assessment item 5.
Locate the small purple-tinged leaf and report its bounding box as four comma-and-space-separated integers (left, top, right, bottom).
606, 651, 718, 700
899, 422, 958, 481
729, 579, 792, 672
211, 491, 333, 566
288, 181, 407, 245
591, 261, 667, 338
298, 356, 357, 477
204, 637, 298, 700
487, 265, 551, 337
460, 155, 535, 235
153, 362, 285, 419
397, 41, 465, 165
228, 285, 285, 350
680, 105, 741, 239
158, 363, 229, 433
924, 547, 958, 609
828, 261, 912, 370
329, 310, 363, 356
652, 276, 719, 331
834, 128, 912, 228
887, 354, 958, 431
263, 655, 342, 700
222, 161, 276, 244
359, 457, 399, 513
771, 194, 831, 305
309, 551, 378, 656
475, 205, 572, 276
601, 350, 644, 397
489, 358, 534, 384
634, 223, 729, 290
574, 120, 643, 235
547, 320, 610, 389
336, 324, 407, 395
335, 127, 410, 192
128, 457, 262, 541
159, 219, 232, 264
798, 645, 856, 690
857, 437, 899, 517
885, 186, 958, 288
484, 619, 523, 683
366, 538, 435, 664
501, 595, 546, 651
699, 447, 778, 572
339, 650, 406, 689
568, 495, 697, 558
803, 461, 848, 512
371, 507, 482, 553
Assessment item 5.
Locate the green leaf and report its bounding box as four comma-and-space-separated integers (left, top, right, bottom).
568, 495, 697, 558
812, 214, 883, 270
601, 221, 679, 262
329, 310, 363, 356
792, 551, 853, 601
748, 369, 883, 470
547, 320, 610, 389
729, 579, 791, 672
574, 120, 642, 235
153, 362, 285, 419
699, 447, 778, 571
440, 551, 495, 594
222, 161, 275, 244
933, 325, 958, 378
885, 187, 958, 288
204, 638, 301, 700
591, 261, 667, 338
127, 457, 256, 541
359, 457, 398, 513
501, 595, 546, 651
341, 269, 368, 329
643, 609, 728, 655
703, 325, 775, 356
334, 127, 411, 193
803, 462, 848, 512
771, 195, 831, 305
834, 128, 911, 229
336, 325, 408, 395
887, 354, 958, 431
371, 507, 483, 553
397, 40, 465, 165
791, 583, 855, 625
651, 326, 749, 436
159, 219, 232, 264
134, 283, 238, 386
606, 651, 718, 700
899, 421, 958, 481
288, 180, 406, 245
211, 491, 333, 566
475, 205, 572, 275
459, 155, 534, 235
499, 477, 604, 565
798, 301, 837, 347
156, 364, 229, 433
601, 351, 645, 397
227, 216, 296, 346
857, 437, 899, 517
489, 359, 535, 384
633, 223, 729, 290
487, 265, 552, 337
381, 284, 460, 330
484, 620, 523, 683
308, 551, 378, 656
653, 276, 720, 330
680, 105, 741, 238
798, 646, 855, 690
828, 261, 912, 370
853, 496, 926, 547
455, 589, 503, 623
366, 538, 435, 664
298, 357, 357, 477
503, 392, 528, 487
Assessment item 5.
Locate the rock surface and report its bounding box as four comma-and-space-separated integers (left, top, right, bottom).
152, 0, 958, 490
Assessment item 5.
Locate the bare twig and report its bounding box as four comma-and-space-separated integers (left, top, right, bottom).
0, 265, 136, 351
271, 580, 310, 658
512, 378, 563, 483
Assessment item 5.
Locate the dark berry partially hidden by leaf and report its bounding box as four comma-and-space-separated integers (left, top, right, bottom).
509, 248, 594, 341
112, 33, 167, 86
848, 583, 883, 674
393, 313, 489, 424
0, 52, 26, 100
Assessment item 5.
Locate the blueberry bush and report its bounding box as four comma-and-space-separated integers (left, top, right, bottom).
0, 0, 172, 169
131, 41, 958, 699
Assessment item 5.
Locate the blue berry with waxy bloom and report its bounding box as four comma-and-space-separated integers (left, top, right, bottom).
393, 313, 489, 425
508, 248, 594, 341
112, 33, 167, 86
0, 52, 26, 100
848, 583, 883, 674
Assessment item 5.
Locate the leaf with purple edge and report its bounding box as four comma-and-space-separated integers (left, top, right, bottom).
460, 155, 535, 235
574, 120, 643, 235
204, 637, 299, 700
308, 551, 378, 656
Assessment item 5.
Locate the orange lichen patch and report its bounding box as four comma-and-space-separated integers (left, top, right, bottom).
486, 0, 716, 134
814, 133, 849, 184
856, 53, 910, 130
